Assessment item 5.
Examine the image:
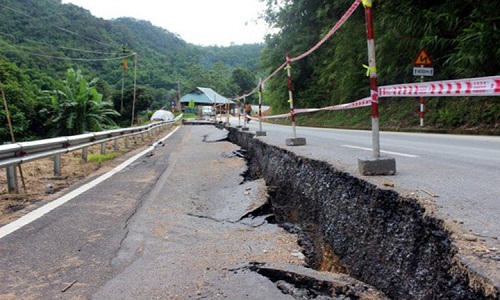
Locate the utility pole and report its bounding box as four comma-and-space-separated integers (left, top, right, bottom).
177, 81, 182, 112
130, 53, 137, 127
1, 82, 26, 193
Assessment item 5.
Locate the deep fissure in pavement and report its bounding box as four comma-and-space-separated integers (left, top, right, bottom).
248, 262, 363, 300
239, 198, 276, 224
223, 126, 495, 300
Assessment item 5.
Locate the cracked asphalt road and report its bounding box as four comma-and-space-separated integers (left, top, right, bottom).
0, 125, 322, 299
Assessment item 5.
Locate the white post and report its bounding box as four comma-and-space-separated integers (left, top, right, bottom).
364, 0, 380, 159
420, 69, 425, 126
285, 53, 297, 139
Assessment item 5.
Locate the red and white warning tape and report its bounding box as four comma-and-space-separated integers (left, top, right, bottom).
244, 97, 371, 120
235, 0, 362, 100
379, 76, 500, 97
290, 0, 361, 63
294, 97, 371, 113
243, 75, 500, 121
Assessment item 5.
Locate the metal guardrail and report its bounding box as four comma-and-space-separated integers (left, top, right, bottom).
1, 115, 182, 192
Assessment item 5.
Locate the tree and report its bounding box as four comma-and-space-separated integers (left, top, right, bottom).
260, 0, 500, 112
112, 85, 153, 126
231, 67, 257, 101
43, 68, 120, 136
0, 60, 38, 142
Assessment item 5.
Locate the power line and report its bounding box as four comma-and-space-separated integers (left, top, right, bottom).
56, 26, 117, 49
0, 32, 117, 56
22, 37, 116, 55
0, 44, 135, 62
0, 3, 120, 50
0, 2, 136, 63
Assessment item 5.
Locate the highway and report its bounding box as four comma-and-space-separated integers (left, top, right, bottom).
239, 118, 500, 248
0, 126, 316, 299
0, 122, 498, 298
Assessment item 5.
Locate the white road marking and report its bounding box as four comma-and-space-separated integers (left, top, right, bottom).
0, 127, 181, 240
341, 145, 419, 158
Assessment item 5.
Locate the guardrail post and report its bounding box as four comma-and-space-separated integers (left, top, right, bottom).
114, 139, 119, 151
100, 143, 106, 155
141, 132, 144, 142
133, 135, 138, 144
54, 154, 62, 177
125, 136, 129, 149
82, 147, 88, 161
6, 165, 18, 193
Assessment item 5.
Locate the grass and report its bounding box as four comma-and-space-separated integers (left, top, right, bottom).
88, 152, 120, 163
181, 113, 198, 119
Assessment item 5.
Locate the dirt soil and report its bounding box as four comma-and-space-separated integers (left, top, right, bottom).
0, 128, 172, 227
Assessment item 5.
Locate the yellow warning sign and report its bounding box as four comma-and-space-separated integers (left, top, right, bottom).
414, 48, 433, 66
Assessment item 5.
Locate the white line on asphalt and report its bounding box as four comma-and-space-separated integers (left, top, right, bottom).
0, 126, 181, 240
341, 145, 420, 158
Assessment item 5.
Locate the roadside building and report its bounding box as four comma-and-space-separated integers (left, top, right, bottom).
180, 87, 235, 114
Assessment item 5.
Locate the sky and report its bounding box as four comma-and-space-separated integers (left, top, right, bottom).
61, 0, 269, 46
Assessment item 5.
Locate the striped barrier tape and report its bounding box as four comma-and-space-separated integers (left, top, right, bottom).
234, 0, 361, 100
378, 76, 500, 97
290, 0, 362, 62
244, 97, 371, 120
295, 97, 372, 113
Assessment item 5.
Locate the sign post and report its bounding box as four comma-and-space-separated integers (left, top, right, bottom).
413, 48, 433, 126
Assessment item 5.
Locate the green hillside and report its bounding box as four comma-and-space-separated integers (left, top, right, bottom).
0, 0, 263, 141
1, 0, 499, 141
259, 0, 500, 134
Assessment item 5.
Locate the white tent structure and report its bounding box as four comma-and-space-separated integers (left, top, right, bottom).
150, 110, 174, 122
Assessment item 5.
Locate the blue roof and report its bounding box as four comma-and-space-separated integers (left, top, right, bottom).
180, 87, 234, 105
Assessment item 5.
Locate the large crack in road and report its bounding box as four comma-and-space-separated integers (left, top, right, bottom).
222, 125, 499, 299
90, 125, 386, 299
2, 124, 497, 299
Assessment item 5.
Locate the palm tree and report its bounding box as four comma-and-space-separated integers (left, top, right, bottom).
44, 68, 120, 136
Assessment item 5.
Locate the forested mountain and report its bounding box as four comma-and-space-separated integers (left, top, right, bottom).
1, 0, 499, 142
260, 0, 499, 133
0, 0, 264, 141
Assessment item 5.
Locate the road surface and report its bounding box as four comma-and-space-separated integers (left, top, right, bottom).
0, 125, 385, 299
239, 118, 500, 249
